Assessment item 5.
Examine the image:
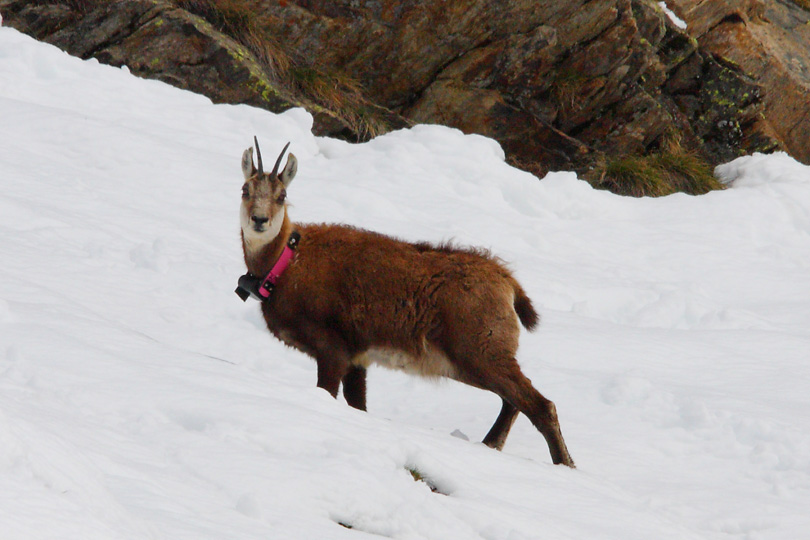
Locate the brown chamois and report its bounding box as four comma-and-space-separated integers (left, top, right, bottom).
237, 139, 574, 467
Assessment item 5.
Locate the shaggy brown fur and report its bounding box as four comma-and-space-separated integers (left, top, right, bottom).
239, 142, 574, 467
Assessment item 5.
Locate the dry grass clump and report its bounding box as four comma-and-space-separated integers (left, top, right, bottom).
173, 0, 389, 139
288, 66, 391, 139
588, 138, 724, 197
175, 0, 254, 35
174, 0, 289, 75
406, 466, 445, 494
63, 0, 108, 15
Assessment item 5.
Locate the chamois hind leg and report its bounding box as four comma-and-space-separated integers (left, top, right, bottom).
342, 365, 367, 411
456, 355, 574, 467
482, 398, 519, 451
499, 369, 574, 468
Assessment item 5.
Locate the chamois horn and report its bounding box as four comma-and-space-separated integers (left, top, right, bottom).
253, 136, 264, 177
271, 142, 291, 178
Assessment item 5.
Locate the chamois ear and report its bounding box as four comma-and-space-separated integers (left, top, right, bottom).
241, 147, 256, 180
280, 153, 298, 187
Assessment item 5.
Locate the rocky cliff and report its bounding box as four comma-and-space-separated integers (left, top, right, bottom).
668, 0, 810, 164
2, 0, 809, 192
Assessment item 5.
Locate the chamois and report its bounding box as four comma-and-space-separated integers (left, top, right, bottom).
237, 139, 574, 467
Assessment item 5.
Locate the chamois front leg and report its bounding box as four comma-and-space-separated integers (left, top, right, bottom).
316, 357, 348, 398
307, 327, 353, 400
342, 365, 367, 411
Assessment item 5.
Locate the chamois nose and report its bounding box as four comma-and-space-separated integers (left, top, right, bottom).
252, 216, 269, 226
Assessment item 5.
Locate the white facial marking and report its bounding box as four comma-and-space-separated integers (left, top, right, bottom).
241, 202, 285, 257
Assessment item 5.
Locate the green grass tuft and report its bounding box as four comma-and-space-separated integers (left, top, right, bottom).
588, 138, 724, 197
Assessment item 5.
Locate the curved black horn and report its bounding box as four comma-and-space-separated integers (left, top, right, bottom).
270, 142, 291, 178
253, 136, 264, 177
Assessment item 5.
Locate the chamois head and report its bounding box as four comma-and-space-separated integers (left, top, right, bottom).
240, 138, 297, 244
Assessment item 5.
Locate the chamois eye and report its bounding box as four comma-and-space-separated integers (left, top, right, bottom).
277, 191, 286, 204
241, 184, 249, 199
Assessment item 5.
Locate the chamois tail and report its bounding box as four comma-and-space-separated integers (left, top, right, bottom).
512, 282, 539, 331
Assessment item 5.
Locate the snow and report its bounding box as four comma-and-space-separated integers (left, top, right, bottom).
659, 2, 688, 29
2, 23, 810, 540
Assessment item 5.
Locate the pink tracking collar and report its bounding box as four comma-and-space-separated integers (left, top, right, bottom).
235, 231, 300, 303
258, 232, 300, 298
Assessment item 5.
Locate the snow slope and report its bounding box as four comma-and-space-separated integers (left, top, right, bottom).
2, 24, 810, 540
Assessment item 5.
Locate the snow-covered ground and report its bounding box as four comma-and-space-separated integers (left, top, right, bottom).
1, 23, 809, 540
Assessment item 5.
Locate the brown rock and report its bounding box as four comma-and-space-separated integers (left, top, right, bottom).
0, 0, 296, 112
3, 0, 807, 188
668, 0, 810, 159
